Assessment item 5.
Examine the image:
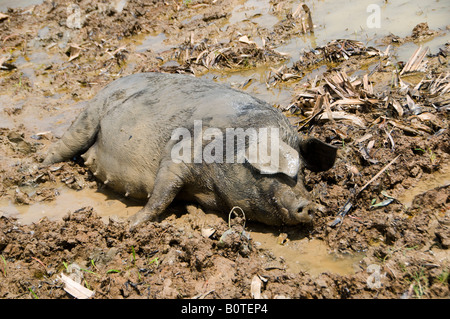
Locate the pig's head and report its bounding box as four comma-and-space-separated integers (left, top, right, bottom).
223, 136, 337, 226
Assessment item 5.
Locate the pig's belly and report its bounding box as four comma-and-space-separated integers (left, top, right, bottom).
81, 131, 159, 200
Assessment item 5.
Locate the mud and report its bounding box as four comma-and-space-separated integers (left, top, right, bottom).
0, 0, 449, 299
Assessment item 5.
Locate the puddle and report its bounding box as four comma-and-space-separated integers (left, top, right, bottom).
228, 0, 280, 29
397, 163, 450, 208
250, 228, 361, 276
0, 0, 42, 11
306, 0, 449, 42
273, 0, 449, 63
0, 94, 83, 137
203, 66, 293, 106
0, 182, 362, 276
136, 33, 172, 54
0, 184, 141, 224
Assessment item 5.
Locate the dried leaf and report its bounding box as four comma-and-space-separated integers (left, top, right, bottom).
367, 140, 375, 152
391, 99, 404, 117
416, 112, 440, 128
406, 94, 421, 115
330, 98, 366, 108
323, 94, 334, 123
363, 74, 373, 94
67, 44, 82, 62
388, 120, 420, 135
238, 35, 255, 46
400, 46, 428, 75
370, 198, 394, 208
318, 111, 366, 128
355, 133, 373, 144
384, 128, 395, 150
410, 119, 434, 134
281, 73, 301, 81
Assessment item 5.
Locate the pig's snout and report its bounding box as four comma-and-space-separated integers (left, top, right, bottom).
296, 202, 315, 223
280, 195, 316, 225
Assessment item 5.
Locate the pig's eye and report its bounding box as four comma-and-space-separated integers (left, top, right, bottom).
265, 171, 298, 186
281, 172, 298, 184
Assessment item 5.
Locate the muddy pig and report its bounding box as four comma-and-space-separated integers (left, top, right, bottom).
44, 72, 337, 228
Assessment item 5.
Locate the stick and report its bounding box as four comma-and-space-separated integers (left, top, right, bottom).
330, 155, 400, 227
357, 155, 400, 195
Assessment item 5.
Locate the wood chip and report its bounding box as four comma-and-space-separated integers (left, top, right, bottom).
59, 273, 95, 299
201, 228, 216, 238
251, 275, 262, 299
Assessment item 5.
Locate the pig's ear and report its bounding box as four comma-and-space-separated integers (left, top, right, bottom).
245, 140, 300, 178
299, 137, 337, 172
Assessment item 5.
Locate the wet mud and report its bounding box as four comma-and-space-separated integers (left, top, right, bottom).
0, 0, 449, 299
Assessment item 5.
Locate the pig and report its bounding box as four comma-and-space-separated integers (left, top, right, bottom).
43, 72, 337, 229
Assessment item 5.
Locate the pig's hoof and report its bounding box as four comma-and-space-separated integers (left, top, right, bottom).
128, 210, 152, 231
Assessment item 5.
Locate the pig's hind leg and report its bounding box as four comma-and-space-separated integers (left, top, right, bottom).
43, 102, 101, 165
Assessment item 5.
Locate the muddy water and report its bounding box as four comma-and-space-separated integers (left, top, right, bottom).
307, 0, 449, 41
131, 0, 449, 99
250, 229, 361, 276
136, 33, 172, 54
0, 0, 43, 11
287, 0, 448, 63
397, 163, 450, 208
228, 0, 280, 29
0, 184, 142, 224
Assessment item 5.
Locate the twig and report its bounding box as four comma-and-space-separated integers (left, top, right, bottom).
330, 198, 353, 227
330, 155, 400, 227
31, 257, 47, 270
358, 155, 400, 194
193, 289, 215, 299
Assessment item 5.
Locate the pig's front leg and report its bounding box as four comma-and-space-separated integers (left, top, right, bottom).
128, 160, 186, 231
